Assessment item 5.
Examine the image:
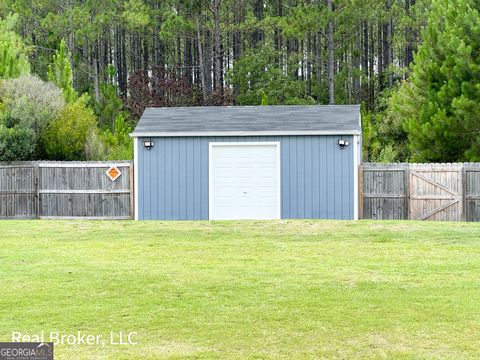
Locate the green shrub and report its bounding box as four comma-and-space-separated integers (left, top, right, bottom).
376, 144, 399, 163
0, 124, 36, 161
0, 74, 64, 158
100, 114, 133, 160
94, 65, 123, 128
42, 97, 99, 160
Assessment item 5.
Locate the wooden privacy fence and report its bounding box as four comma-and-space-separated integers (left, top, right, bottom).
0, 161, 133, 219
360, 163, 480, 221
2, 160, 480, 221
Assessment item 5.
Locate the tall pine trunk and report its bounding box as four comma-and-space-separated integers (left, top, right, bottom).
204, 29, 213, 94
377, 22, 383, 95
307, 32, 312, 97
315, 31, 323, 102
120, 28, 127, 96
212, 0, 223, 91
252, 0, 264, 47
196, 16, 207, 101
232, 0, 243, 101
386, 0, 393, 87
274, 0, 283, 65
153, 0, 163, 66
327, 0, 335, 104
353, 25, 361, 103
113, 24, 119, 87
92, 43, 100, 102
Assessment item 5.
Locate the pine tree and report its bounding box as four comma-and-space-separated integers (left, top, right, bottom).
399, 0, 480, 161
0, 14, 30, 79
48, 39, 77, 103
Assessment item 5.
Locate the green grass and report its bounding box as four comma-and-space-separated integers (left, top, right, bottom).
1, 220, 480, 359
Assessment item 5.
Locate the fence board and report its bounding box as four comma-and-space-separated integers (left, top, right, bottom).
0, 161, 133, 219
465, 168, 480, 221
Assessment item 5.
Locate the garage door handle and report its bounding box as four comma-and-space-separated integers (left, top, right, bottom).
243, 191, 247, 194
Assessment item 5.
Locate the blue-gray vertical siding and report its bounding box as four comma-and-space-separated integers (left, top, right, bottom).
137, 135, 354, 220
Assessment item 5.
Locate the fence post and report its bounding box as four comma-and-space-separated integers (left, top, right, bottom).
129, 163, 135, 220
462, 163, 466, 222
358, 163, 364, 219
405, 164, 410, 220
34, 163, 40, 219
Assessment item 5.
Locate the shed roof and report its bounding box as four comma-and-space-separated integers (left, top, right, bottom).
131, 105, 361, 137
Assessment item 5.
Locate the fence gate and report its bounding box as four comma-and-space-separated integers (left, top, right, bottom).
409, 164, 463, 221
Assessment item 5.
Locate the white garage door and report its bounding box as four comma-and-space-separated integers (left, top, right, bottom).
209, 142, 280, 220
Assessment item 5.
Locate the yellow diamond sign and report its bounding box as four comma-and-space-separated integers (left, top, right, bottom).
106, 166, 121, 181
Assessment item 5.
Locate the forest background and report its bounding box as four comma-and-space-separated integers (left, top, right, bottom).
1, 0, 479, 162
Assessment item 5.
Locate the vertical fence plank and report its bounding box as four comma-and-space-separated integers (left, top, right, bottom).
358, 163, 364, 219
130, 164, 135, 220
465, 164, 480, 221
405, 166, 410, 220
462, 166, 466, 221
34, 164, 40, 219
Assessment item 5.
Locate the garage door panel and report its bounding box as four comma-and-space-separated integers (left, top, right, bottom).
214, 169, 276, 180
213, 176, 277, 183
210, 143, 280, 220
213, 187, 278, 196
213, 206, 276, 220
215, 200, 276, 208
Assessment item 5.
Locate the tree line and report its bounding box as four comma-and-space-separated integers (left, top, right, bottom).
1, 0, 426, 106
1, 0, 479, 162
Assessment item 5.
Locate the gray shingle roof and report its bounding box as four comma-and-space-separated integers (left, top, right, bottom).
131, 105, 361, 137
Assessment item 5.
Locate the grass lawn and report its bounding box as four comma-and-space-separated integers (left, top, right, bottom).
1, 220, 480, 359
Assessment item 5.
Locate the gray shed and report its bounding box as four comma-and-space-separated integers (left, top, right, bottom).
131, 105, 362, 220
